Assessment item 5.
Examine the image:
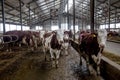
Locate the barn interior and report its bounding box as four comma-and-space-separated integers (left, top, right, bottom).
0, 0, 120, 80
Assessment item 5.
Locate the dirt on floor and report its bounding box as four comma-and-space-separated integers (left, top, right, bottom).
0, 46, 102, 80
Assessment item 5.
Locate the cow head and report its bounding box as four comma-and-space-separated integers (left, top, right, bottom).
56, 30, 64, 44
52, 30, 65, 50
97, 29, 107, 48
63, 31, 69, 41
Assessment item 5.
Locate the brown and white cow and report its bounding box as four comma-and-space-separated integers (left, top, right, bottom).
79, 29, 107, 75
43, 30, 64, 68
2, 30, 38, 51
63, 30, 70, 55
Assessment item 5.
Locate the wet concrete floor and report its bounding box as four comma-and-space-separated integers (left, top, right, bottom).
0, 46, 102, 80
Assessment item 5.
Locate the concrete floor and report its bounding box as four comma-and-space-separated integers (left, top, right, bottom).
0, 46, 102, 80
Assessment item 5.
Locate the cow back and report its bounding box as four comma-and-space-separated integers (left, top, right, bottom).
80, 33, 100, 56
43, 32, 52, 38
50, 33, 61, 50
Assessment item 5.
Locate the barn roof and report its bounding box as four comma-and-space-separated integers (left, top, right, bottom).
0, 0, 120, 27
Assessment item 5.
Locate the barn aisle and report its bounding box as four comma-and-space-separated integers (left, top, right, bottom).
0, 46, 102, 80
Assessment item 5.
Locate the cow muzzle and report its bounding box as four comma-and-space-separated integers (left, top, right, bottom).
59, 41, 63, 44
99, 44, 105, 48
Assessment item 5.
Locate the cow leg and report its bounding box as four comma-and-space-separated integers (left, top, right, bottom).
96, 52, 102, 75
43, 48, 47, 61
55, 50, 60, 68
50, 49, 55, 67
64, 42, 69, 56
55, 58, 58, 68
22, 36, 27, 45
92, 53, 102, 75
69, 40, 71, 47
6, 43, 12, 52
43, 44, 48, 61
86, 56, 94, 75
29, 39, 34, 51
65, 48, 68, 56
91, 55, 98, 63
19, 43, 21, 47
50, 49, 55, 60
86, 56, 90, 75
79, 55, 82, 65
56, 50, 60, 59
34, 38, 38, 49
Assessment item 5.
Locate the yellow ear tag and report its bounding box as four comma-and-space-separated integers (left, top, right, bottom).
93, 34, 96, 37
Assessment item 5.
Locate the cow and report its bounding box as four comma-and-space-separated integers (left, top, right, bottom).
42, 30, 53, 60
2, 30, 37, 51
63, 30, 70, 55
22, 31, 36, 51
39, 30, 51, 46
20, 30, 42, 50
28, 30, 41, 49
43, 30, 64, 68
74, 31, 81, 43
79, 29, 107, 75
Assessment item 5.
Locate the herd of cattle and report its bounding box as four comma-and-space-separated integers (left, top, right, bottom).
0, 29, 110, 75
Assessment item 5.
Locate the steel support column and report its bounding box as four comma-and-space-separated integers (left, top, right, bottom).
105, 16, 106, 29
58, 0, 63, 29
69, 14, 71, 30
19, 0, 23, 30
28, 4, 31, 28
67, 0, 70, 30
94, 0, 97, 30
58, 12, 61, 29
78, 18, 80, 30
108, 0, 110, 31
115, 8, 117, 28
81, 2, 83, 30
1, 0, 6, 33
34, 9, 35, 21
73, 0, 75, 40
90, 0, 94, 32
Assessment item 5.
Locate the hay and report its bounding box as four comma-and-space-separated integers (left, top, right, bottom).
103, 51, 120, 65
108, 36, 120, 41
